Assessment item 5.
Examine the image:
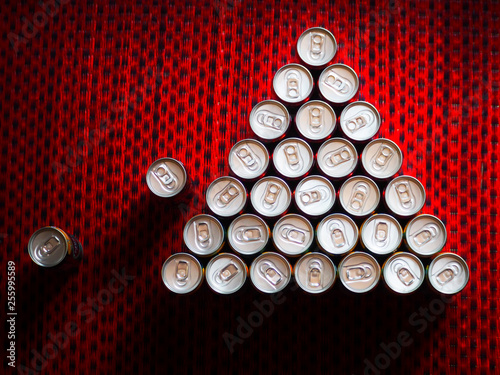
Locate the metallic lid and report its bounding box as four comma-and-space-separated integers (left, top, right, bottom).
183, 214, 224, 257
361, 138, 403, 179
249, 99, 291, 141
228, 214, 270, 256
295, 100, 337, 141
428, 253, 469, 295
405, 214, 447, 257
297, 27, 337, 68
339, 176, 380, 217
383, 252, 425, 294
205, 253, 248, 294
385, 176, 426, 217
361, 214, 403, 255
162, 253, 204, 294
317, 137, 358, 179
28, 227, 69, 267
340, 101, 381, 142
273, 63, 314, 105
229, 139, 270, 180
338, 252, 381, 293
146, 157, 187, 198
250, 176, 292, 219
316, 213, 359, 256
272, 137, 314, 179
294, 252, 337, 294
318, 64, 359, 104
272, 214, 314, 257
250, 252, 292, 293
294, 175, 336, 217
206, 176, 247, 218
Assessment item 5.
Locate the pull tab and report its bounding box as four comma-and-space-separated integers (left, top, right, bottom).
256, 110, 285, 130
41, 236, 61, 255
323, 71, 352, 95
394, 181, 415, 210
175, 260, 190, 286
308, 106, 324, 133
374, 220, 389, 247
235, 226, 263, 243
153, 163, 178, 191
345, 263, 373, 282
284, 144, 302, 171
411, 224, 439, 247
299, 186, 329, 206
236, 144, 261, 172
262, 182, 282, 210
194, 221, 212, 249
259, 260, 284, 287
309, 32, 325, 61
280, 225, 308, 245
308, 259, 323, 287
433, 261, 462, 286
371, 143, 394, 171
215, 262, 240, 284
329, 219, 349, 248
349, 182, 370, 212
343, 110, 375, 133
214, 182, 240, 208
391, 260, 417, 286
325, 146, 352, 168
286, 69, 301, 99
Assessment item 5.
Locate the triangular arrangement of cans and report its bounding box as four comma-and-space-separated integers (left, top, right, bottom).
149, 27, 470, 296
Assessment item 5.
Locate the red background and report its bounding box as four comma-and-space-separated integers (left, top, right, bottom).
1, 0, 499, 374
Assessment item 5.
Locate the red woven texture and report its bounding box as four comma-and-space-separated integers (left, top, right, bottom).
1, 0, 499, 374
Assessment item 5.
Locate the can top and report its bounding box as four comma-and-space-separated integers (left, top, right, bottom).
361, 138, 403, 179
146, 157, 187, 198
361, 214, 403, 255
273, 63, 314, 105
297, 27, 337, 68
273, 214, 314, 257
405, 214, 447, 257
295, 100, 337, 141
228, 214, 269, 256
273, 137, 314, 179
183, 214, 224, 257
295, 175, 336, 217
250, 176, 292, 218
249, 100, 291, 141
428, 253, 469, 295
294, 252, 337, 294
318, 64, 359, 104
229, 139, 270, 180
206, 176, 247, 218
317, 138, 358, 179
250, 252, 292, 293
206, 253, 248, 294
162, 253, 204, 294
339, 252, 381, 293
28, 227, 69, 267
340, 101, 381, 142
339, 176, 380, 217
385, 176, 426, 217
383, 252, 425, 294
317, 213, 359, 256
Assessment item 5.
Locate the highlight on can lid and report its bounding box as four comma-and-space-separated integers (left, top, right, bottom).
427, 253, 469, 295
361, 214, 403, 256
250, 252, 292, 293
295, 100, 337, 142
229, 139, 270, 181
249, 99, 291, 142
385, 175, 426, 218
228, 214, 270, 256
272, 214, 314, 257
273, 63, 314, 105
294, 252, 337, 294
294, 175, 336, 218
273, 137, 314, 180
146, 157, 188, 198
316, 213, 359, 256
183, 214, 225, 257
338, 252, 381, 293
297, 27, 338, 68
317, 138, 358, 180
206, 176, 247, 218
318, 64, 359, 105
162, 253, 204, 294
405, 214, 447, 257
361, 138, 403, 180
205, 253, 248, 294
383, 252, 425, 294
250, 176, 292, 219
340, 101, 381, 142
339, 176, 380, 218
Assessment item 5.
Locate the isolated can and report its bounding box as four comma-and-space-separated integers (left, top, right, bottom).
272, 137, 314, 180
339, 101, 381, 143
228, 139, 270, 181
339, 176, 380, 218
162, 253, 204, 294
404, 214, 447, 258
273, 63, 314, 106
146, 157, 189, 199
338, 252, 381, 293
382, 252, 425, 295
250, 176, 292, 219
295, 100, 337, 142
360, 214, 403, 256
294, 175, 336, 218
427, 253, 469, 295
272, 214, 314, 258
384, 175, 426, 218
294, 252, 337, 294
318, 64, 359, 106
205, 253, 248, 295
206, 176, 247, 219
317, 138, 358, 180
249, 100, 291, 142
228, 214, 270, 257
316, 213, 359, 256
297, 27, 338, 69
183, 214, 225, 257
28, 226, 83, 268
361, 138, 403, 180
250, 252, 292, 293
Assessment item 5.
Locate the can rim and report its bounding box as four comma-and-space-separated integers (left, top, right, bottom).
205, 253, 248, 294
318, 63, 360, 104
360, 213, 403, 255
146, 157, 188, 198
316, 213, 359, 255
227, 213, 270, 255
339, 101, 381, 142
272, 213, 315, 256
427, 252, 469, 295
293, 252, 337, 294
385, 175, 426, 217
382, 251, 425, 294
294, 175, 336, 217
161, 253, 204, 294
297, 27, 338, 68
339, 175, 380, 217
272, 63, 314, 104
361, 138, 403, 179
228, 139, 270, 180
249, 99, 291, 141
28, 226, 69, 267
250, 252, 292, 293
183, 214, 225, 257
317, 137, 358, 178
405, 214, 447, 257
338, 251, 381, 293
206, 176, 247, 218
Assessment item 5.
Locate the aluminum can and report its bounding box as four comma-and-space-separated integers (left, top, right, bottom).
295, 100, 336, 142
297, 27, 337, 69
294, 252, 337, 294
272, 137, 314, 180
405, 214, 447, 257
250, 252, 292, 293
162, 253, 204, 294
427, 253, 469, 295
206, 176, 247, 218
250, 176, 292, 219
205, 253, 248, 294
228, 214, 270, 257
360, 214, 403, 256
316, 213, 359, 256
183, 214, 224, 257
28, 226, 83, 267
361, 138, 403, 180
273, 63, 314, 106
339, 101, 381, 143
318, 64, 359, 105
229, 139, 269, 181
317, 138, 358, 180
272, 214, 314, 258
384, 175, 426, 218
338, 252, 381, 293
294, 175, 336, 218
382, 252, 425, 294
249, 99, 291, 142
339, 176, 380, 218
146, 157, 189, 198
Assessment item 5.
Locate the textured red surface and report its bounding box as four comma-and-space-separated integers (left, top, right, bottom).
1, 0, 499, 374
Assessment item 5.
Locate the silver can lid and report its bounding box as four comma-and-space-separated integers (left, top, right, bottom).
340, 101, 381, 142
383, 252, 425, 294
273, 63, 314, 105
250, 176, 292, 219
361, 138, 403, 179
297, 27, 337, 68
295, 100, 337, 141
318, 64, 359, 105
273, 137, 314, 179
338, 252, 381, 293
229, 139, 270, 180
206, 176, 247, 218
272, 214, 314, 257
295, 175, 336, 217
250, 252, 292, 293
162, 253, 204, 294
339, 176, 380, 218
183, 214, 224, 257
405, 214, 447, 257
428, 253, 469, 295
317, 138, 358, 179
294, 252, 337, 294
316, 213, 359, 256
249, 100, 291, 141
28, 227, 69, 267
385, 176, 426, 217
146, 157, 187, 198
361, 214, 403, 255
228, 214, 270, 256
205, 253, 248, 294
